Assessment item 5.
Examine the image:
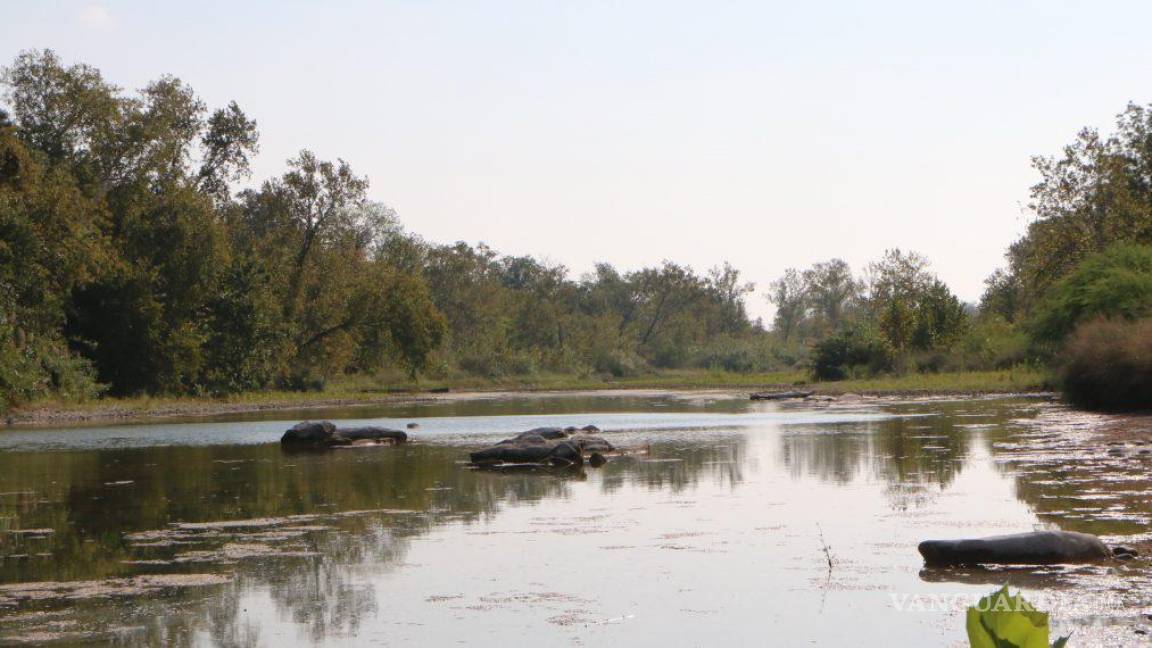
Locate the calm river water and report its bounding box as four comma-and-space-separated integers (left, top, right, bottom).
0, 392, 1149, 646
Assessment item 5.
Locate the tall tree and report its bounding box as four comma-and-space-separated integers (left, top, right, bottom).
768, 268, 809, 342
803, 258, 861, 333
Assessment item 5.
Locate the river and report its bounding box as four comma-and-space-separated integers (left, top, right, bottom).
0, 392, 1148, 646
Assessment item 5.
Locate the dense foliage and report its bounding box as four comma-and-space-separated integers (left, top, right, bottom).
810, 325, 895, 381
770, 249, 974, 380
1031, 243, 1152, 345
16, 50, 1152, 409
0, 51, 775, 410
980, 101, 1152, 408
986, 103, 1152, 321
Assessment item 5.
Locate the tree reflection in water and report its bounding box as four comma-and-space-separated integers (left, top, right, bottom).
779, 414, 971, 509
0, 432, 746, 644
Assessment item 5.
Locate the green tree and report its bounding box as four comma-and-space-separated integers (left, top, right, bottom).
910, 279, 968, 350
803, 258, 861, 335
0, 121, 105, 408
866, 249, 967, 351
768, 268, 809, 342
979, 268, 1021, 323
377, 273, 448, 379
994, 103, 1152, 316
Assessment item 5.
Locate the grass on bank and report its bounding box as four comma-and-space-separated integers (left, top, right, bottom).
11, 367, 1051, 423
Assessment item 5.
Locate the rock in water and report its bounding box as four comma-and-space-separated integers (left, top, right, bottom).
918, 530, 1116, 566
522, 427, 569, 439
470, 439, 584, 467
468, 424, 613, 468
280, 421, 407, 448
281, 421, 337, 444
335, 427, 408, 444
568, 435, 615, 453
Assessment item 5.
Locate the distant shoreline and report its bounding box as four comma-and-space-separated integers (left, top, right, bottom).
5, 369, 1048, 428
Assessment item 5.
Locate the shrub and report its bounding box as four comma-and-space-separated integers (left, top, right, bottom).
911, 350, 950, 373
592, 349, 648, 378
810, 325, 896, 381
692, 335, 781, 373
0, 321, 103, 412
914, 315, 1034, 373
1032, 243, 1152, 346
1060, 317, 1152, 410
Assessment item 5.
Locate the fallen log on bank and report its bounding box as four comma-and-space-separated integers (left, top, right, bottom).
750, 390, 814, 401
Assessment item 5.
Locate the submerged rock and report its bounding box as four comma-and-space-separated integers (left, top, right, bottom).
469, 425, 615, 468
280, 420, 407, 449
918, 530, 1131, 566
470, 439, 584, 467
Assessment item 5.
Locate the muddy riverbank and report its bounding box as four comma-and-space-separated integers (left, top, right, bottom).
7, 386, 1052, 428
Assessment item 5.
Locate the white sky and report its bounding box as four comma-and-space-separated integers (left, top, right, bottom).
4, 0, 1149, 321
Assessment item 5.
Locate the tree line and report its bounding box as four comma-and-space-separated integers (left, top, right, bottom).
755, 101, 1152, 394
7, 49, 1152, 411
0, 51, 768, 410
975, 102, 1152, 408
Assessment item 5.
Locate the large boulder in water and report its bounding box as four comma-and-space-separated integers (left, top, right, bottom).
281, 421, 338, 444
469, 425, 613, 467
493, 427, 614, 451
281, 420, 407, 448
470, 439, 584, 467
335, 427, 408, 444
497, 431, 555, 446
918, 530, 1121, 566
520, 427, 569, 440
567, 435, 615, 453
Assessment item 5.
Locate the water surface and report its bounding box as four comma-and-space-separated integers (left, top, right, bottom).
0, 392, 1148, 646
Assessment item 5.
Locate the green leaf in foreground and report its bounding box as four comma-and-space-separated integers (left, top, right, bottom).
966, 585, 1071, 648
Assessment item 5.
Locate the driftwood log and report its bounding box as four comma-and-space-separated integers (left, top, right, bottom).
750, 390, 814, 401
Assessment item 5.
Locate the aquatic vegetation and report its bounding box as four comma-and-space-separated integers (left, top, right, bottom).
966, 586, 1068, 648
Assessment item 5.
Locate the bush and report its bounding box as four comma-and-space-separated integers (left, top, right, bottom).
1060, 317, 1152, 410
956, 316, 1032, 370
911, 350, 950, 373
1032, 243, 1152, 346
592, 349, 648, 378
810, 325, 896, 381
915, 315, 1033, 373
692, 335, 781, 373
456, 350, 542, 378
0, 322, 103, 412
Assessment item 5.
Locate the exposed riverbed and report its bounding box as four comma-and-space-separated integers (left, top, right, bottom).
0, 392, 1149, 646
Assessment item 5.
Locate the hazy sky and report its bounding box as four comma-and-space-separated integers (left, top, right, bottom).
3, 1, 1150, 320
